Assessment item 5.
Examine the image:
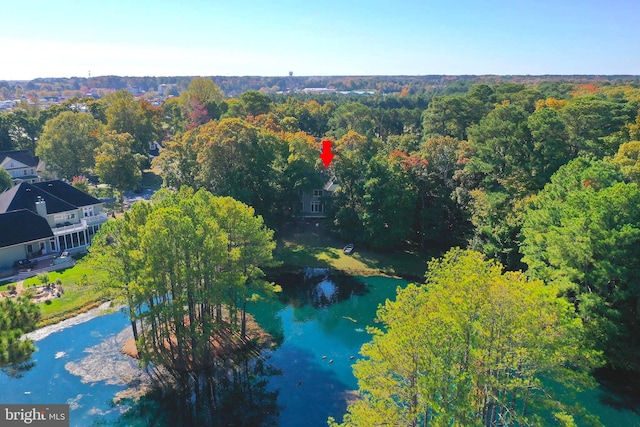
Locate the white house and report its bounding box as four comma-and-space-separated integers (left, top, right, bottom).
0, 150, 51, 185
0, 180, 108, 269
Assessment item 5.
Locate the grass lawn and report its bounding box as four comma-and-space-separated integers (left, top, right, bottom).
274, 220, 440, 281
16, 258, 110, 327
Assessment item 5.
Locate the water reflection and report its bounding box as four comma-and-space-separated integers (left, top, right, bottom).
272, 268, 368, 309
95, 356, 282, 427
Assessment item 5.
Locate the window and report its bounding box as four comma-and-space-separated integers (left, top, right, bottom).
313, 189, 323, 197
310, 201, 324, 213
23, 169, 27, 175
83, 206, 94, 217
50, 239, 57, 252
299, 202, 305, 212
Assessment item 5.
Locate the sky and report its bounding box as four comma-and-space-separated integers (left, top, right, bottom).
1, 0, 639, 80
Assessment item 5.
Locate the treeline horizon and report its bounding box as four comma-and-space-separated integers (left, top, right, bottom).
2, 74, 640, 98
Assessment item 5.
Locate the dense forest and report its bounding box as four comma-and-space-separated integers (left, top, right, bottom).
3, 75, 640, 424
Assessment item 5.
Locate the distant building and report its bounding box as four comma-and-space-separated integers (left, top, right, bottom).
0, 150, 52, 185
300, 88, 336, 94
297, 179, 338, 218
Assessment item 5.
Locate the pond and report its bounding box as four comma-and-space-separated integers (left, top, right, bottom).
1, 271, 639, 426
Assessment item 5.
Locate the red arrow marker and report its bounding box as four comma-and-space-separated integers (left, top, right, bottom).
320, 140, 334, 167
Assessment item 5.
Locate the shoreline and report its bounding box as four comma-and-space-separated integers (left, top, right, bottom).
25, 301, 118, 341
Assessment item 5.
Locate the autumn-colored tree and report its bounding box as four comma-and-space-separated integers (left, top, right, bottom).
610, 140, 640, 184
179, 77, 225, 128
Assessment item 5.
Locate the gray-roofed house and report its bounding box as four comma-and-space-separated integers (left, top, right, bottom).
0, 180, 108, 269
297, 178, 338, 219
0, 150, 51, 185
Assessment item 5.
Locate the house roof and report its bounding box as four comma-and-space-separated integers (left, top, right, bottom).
33, 180, 101, 208
0, 150, 40, 168
0, 180, 100, 215
0, 209, 53, 248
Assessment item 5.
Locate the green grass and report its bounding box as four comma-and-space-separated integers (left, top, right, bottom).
274, 220, 436, 280
12, 259, 110, 327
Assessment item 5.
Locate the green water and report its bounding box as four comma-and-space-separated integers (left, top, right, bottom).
0, 271, 638, 425
251, 270, 640, 426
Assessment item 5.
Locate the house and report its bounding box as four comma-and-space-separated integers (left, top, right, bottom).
0, 180, 108, 269
297, 179, 338, 218
0, 150, 51, 185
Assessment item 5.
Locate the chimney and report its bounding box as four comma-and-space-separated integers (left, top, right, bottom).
35, 195, 47, 218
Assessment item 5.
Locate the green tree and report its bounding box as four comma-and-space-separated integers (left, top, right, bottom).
89, 188, 277, 379
361, 154, 416, 248
412, 136, 470, 246
466, 103, 532, 194
331, 249, 601, 427
521, 157, 640, 369
36, 111, 102, 179
560, 96, 634, 157
0, 168, 11, 193
328, 102, 376, 139
464, 104, 532, 266
195, 118, 283, 223
0, 113, 14, 151
239, 90, 272, 117
281, 131, 324, 217
10, 106, 42, 153
421, 95, 484, 141
94, 132, 142, 204
330, 131, 373, 242
104, 90, 162, 155
527, 107, 572, 188
0, 297, 40, 374
153, 126, 201, 190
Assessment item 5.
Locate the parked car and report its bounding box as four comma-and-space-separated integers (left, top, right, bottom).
343, 244, 355, 255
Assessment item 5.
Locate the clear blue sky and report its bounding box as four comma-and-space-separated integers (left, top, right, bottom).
1, 0, 638, 79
